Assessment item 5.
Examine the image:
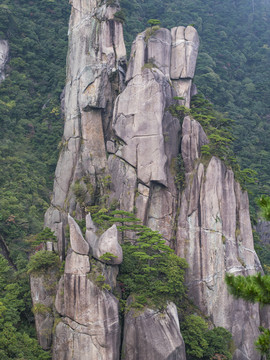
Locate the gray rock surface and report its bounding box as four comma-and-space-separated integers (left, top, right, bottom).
68, 214, 89, 255
170, 26, 199, 79
30, 273, 58, 350
177, 121, 263, 359
54, 219, 121, 359
37, 1, 266, 357
87, 224, 123, 265
44, 0, 126, 251
122, 301, 186, 360
0, 40, 9, 82
256, 220, 270, 244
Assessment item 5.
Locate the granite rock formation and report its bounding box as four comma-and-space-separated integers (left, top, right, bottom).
33, 1, 267, 359
53, 213, 121, 360
0, 40, 9, 82
122, 301, 186, 360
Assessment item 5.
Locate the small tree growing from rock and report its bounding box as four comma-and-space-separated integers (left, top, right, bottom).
147, 19, 161, 27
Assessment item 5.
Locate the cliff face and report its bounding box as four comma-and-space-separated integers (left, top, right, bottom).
35, 1, 266, 359
0, 40, 9, 82
179, 119, 262, 359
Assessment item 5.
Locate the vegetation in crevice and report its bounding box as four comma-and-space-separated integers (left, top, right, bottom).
27, 250, 60, 276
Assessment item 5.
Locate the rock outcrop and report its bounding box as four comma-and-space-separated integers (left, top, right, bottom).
122, 301, 186, 360
0, 40, 9, 82
54, 214, 121, 360
44, 0, 126, 259
256, 220, 270, 244
177, 117, 262, 359
33, 1, 267, 359
30, 270, 58, 350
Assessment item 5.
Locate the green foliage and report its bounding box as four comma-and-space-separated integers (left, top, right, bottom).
255, 327, 270, 358
203, 327, 234, 360
119, 227, 188, 309
147, 19, 161, 27
168, 103, 191, 124
0, 254, 49, 359
181, 315, 233, 360
28, 227, 57, 249
0, 0, 69, 257
114, 10, 126, 23
172, 154, 185, 190
32, 303, 52, 315
180, 315, 209, 358
91, 208, 188, 310
99, 252, 118, 262
88, 258, 111, 291
27, 250, 60, 275
225, 272, 270, 305
144, 25, 160, 42
72, 181, 87, 207
0, 323, 50, 360
258, 195, 270, 221
190, 94, 257, 189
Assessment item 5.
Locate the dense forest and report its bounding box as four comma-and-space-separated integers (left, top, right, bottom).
0, 0, 270, 358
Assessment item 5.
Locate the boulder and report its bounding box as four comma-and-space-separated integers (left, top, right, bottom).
87, 224, 123, 265
170, 26, 199, 79
122, 301, 186, 360
68, 214, 89, 255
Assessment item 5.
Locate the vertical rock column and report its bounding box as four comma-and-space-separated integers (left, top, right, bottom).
53, 215, 121, 360
0, 39, 9, 82
177, 117, 263, 359
44, 0, 126, 257
110, 26, 199, 360
109, 26, 199, 242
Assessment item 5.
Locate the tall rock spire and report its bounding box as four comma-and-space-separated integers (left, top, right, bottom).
44, 0, 126, 258
36, 3, 266, 358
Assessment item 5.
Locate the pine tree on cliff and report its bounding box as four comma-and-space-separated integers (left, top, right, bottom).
226, 195, 270, 357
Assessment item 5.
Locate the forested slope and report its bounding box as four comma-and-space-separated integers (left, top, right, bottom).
0, 0, 70, 256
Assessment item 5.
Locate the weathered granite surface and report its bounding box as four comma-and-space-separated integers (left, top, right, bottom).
0, 40, 9, 82
30, 272, 58, 350
122, 301, 186, 360
53, 214, 121, 359
177, 116, 263, 360
44, 0, 126, 256
33, 1, 267, 358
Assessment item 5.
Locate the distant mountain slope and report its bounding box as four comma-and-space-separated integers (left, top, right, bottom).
0, 0, 69, 254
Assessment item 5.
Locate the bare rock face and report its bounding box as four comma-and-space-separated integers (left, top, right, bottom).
68, 214, 89, 255
170, 26, 199, 79
122, 301, 186, 360
111, 26, 194, 240
177, 119, 263, 360
53, 215, 121, 360
87, 223, 123, 265
37, 1, 266, 357
54, 274, 120, 360
44, 0, 126, 254
0, 40, 9, 82
30, 273, 58, 350
256, 220, 270, 244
